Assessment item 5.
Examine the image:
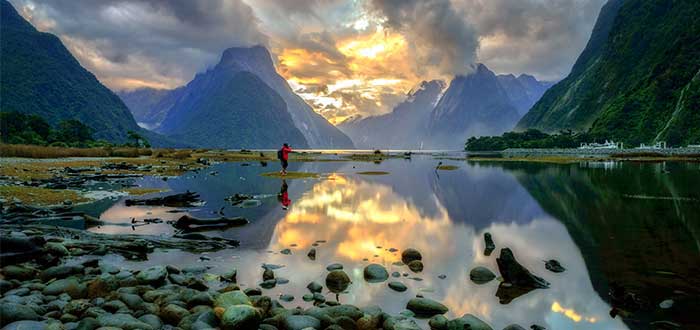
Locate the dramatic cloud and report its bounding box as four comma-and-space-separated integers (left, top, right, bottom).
10, 0, 267, 89
9, 0, 606, 122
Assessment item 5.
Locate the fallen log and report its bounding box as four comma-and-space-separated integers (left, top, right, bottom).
125, 190, 201, 207
173, 214, 248, 230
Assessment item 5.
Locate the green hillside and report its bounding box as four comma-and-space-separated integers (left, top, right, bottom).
517, 0, 700, 146
0, 0, 144, 143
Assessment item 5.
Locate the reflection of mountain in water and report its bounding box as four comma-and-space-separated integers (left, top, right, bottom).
492, 161, 700, 330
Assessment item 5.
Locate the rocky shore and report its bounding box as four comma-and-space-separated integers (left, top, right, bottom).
0, 225, 550, 330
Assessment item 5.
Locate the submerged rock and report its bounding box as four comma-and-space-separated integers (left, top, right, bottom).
307, 281, 323, 293
401, 248, 422, 264
544, 259, 565, 273
469, 266, 496, 284
363, 264, 389, 282
407, 260, 424, 273
496, 248, 549, 289
448, 314, 493, 330
326, 263, 343, 271
405, 298, 448, 317
483, 233, 495, 256
388, 281, 407, 292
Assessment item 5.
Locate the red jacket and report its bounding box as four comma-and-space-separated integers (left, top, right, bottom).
281, 146, 292, 161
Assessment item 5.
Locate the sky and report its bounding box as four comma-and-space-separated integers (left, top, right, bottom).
10, 0, 606, 124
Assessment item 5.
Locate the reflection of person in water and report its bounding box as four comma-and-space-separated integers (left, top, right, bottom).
277, 179, 291, 210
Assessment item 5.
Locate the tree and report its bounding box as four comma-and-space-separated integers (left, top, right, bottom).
127, 130, 150, 148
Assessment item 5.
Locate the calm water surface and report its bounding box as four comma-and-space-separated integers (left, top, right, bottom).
85, 157, 700, 330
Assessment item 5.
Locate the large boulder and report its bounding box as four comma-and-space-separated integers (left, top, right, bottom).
41, 265, 84, 281
405, 298, 448, 317
215, 291, 251, 309
446, 314, 493, 330
363, 264, 389, 283
1, 321, 46, 330
1, 265, 36, 281
220, 305, 261, 330
0, 303, 41, 326
136, 266, 168, 286
42, 277, 86, 298
282, 315, 322, 330
496, 248, 549, 288
96, 313, 154, 330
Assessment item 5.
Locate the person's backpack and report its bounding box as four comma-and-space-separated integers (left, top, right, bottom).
277, 149, 283, 160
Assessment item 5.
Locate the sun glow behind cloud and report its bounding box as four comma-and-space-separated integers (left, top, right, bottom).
277, 26, 426, 124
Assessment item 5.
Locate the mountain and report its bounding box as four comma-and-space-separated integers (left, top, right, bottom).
0, 0, 152, 143
338, 80, 445, 149
497, 74, 553, 116
208, 46, 353, 149
517, 0, 700, 146
116, 87, 185, 130
427, 64, 521, 149
158, 52, 308, 149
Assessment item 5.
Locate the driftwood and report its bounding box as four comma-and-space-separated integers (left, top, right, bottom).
173, 214, 248, 230
125, 191, 201, 207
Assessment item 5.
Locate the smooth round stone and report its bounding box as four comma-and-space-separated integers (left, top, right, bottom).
659, 299, 674, 309
469, 267, 496, 284
408, 260, 424, 273
306, 281, 323, 293
135, 266, 167, 286
401, 248, 422, 264
391, 272, 401, 278
363, 264, 389, 283
2, 321, 46, 330
220, 305, 261, 330
388, 282, 408, 292
447, 314, 493, 330
280, 249, 292, 255
282, 315, 321, 330
405, 298, 448, 317
96, 313, 154, 330
429, 315, 448, 330
326, 263, 343, 271
325, 270, 350, 293
279, 294, 294, 302
0, 303, 40, 325
215, 291, 251, 309
302, 294, 314, 302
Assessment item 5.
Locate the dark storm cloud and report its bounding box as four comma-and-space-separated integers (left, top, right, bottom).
366, 0, 479, 76
10, 0, 267, 89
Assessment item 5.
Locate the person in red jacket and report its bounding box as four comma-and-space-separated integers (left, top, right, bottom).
278, 179, 291, 210
279, 143, 292, 176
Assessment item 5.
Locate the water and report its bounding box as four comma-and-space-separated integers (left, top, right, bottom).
85, 157, 700, 330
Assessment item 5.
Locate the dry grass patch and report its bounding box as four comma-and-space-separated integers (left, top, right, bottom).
0, 186, 88, 205
260, 171, 320, 179
119, 187, 168, 196
436, 165, 459, 170
356, 171, 390, 175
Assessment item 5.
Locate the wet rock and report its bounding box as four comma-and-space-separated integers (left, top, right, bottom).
401, 248, 422, 264
544, 260, 565, 273
503, 324, 526, 330
136, 266, 168, 286
215, 291, 252, 309
138, 315, 162, 330
483, 233, 495, 256
406, 298, 448, 317
496, 248, 549, 289
1, 265, 36, 281
119, 293, 143, 310
41, 264, 84, 281
312, 293, 326, 304
326, 270, 351, 293
220, 305, 261, 330
282, 315, 321, 330
407, 260, 423, 273
279, 294, 294, 302
2, 321, 46, 330
391, 272, 401, 278
302, 294, 313, 302
244, 288, 262, 296
447, 314, 493, 330
307, 248, 316, 260
429, 315, 448, 330
306, 281, 323, 293
65, 299, 92, 317
659, 299, 674, 309
160, 304, 190, 325
363, 264, 389, 283
280, 249, 292, 255
97, 313, 154, 330
388, 282, 408, 292
221, 268, 237, 283
75, 317, 100, 330
188, 292, 214, 308
470, 266, 496, 284
263, 268, 275, 281
45, 242, 69, 256
530, 325, 546, 330
326, 263, 343, 271
0, 303, 41, 326
43, 277, 86, 298
260, 279, 277, 289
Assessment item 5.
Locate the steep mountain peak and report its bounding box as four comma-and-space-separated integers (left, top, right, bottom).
218, 45, 274, 73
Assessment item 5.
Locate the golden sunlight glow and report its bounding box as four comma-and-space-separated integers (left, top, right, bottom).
551, 302, 598, 323
277, 28, 424, 123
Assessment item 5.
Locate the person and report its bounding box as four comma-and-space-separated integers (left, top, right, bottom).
278, 143, 292, 176
277, 179, 291, 210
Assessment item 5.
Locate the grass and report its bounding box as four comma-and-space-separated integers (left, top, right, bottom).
436, 165, 459, 170
260, 171, 320, 179
0, 144, 151, 158
356, 171, 390, 175
0, 186, 88, 205
119, 188, 168, 196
